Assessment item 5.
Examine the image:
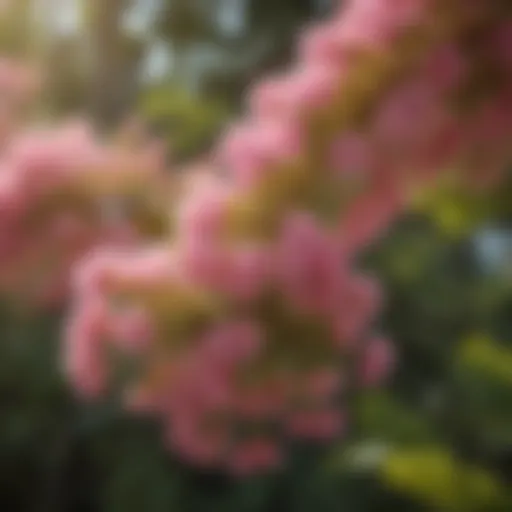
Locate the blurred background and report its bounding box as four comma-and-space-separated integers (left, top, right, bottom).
0, 1, 511, 511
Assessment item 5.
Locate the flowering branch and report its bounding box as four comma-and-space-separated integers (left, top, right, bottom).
1, 0, 511, 475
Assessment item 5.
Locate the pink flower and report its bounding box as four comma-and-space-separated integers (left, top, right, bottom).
328, 132, 375, 178
249, 64, 339, 120
63, 295, 109, 397
181, 240, 269, 302
332, 275, 382, 347
107, 247, 178, 293
224, 246, 270, 302
336, 0, 427, 50
359, 336, 395, 387
176, 174, 230, 241
108, 306, 154, 354
284, 64, 340, 115
248, 75, 290, 119
373, 79, 442, 154
0, 167, 24, 224
179, 236, 231, 291
72, 249, 123, 296
218, 120, 302, 187
276, 212, 346, 315
299, 21, 350, 65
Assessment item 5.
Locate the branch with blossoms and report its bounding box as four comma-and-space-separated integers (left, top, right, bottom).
0, 0, 511, 476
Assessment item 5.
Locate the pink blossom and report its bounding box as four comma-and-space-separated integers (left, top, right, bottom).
248, 75, 290, 119
108, 306, 154, 353
72, 249, 124, 296
283, 64, 340, 115
276, 212, 346, 315
332, 275, 382, 347
0, 167, 24, 221
63, 295, 109, 397
336, 0, 427, 50
176, 173, 230, 240
372, 79, 443, 155
224, 246, 270, 302
328, 132, 375, 178
359, 336, 395, 387
181, 239, 269, 301
219, 120, 302, 187
179, 236, 231, 291
248, 64, 340, 120
299, 21, 350, 65
102, 247, 178, 293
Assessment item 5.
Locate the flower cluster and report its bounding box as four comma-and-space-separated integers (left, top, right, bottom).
0, 119, 170, 305
60, 0, 512, 475
0, 0, 503, 475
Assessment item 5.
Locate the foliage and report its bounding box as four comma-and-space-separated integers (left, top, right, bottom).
140, 82, 232, 160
